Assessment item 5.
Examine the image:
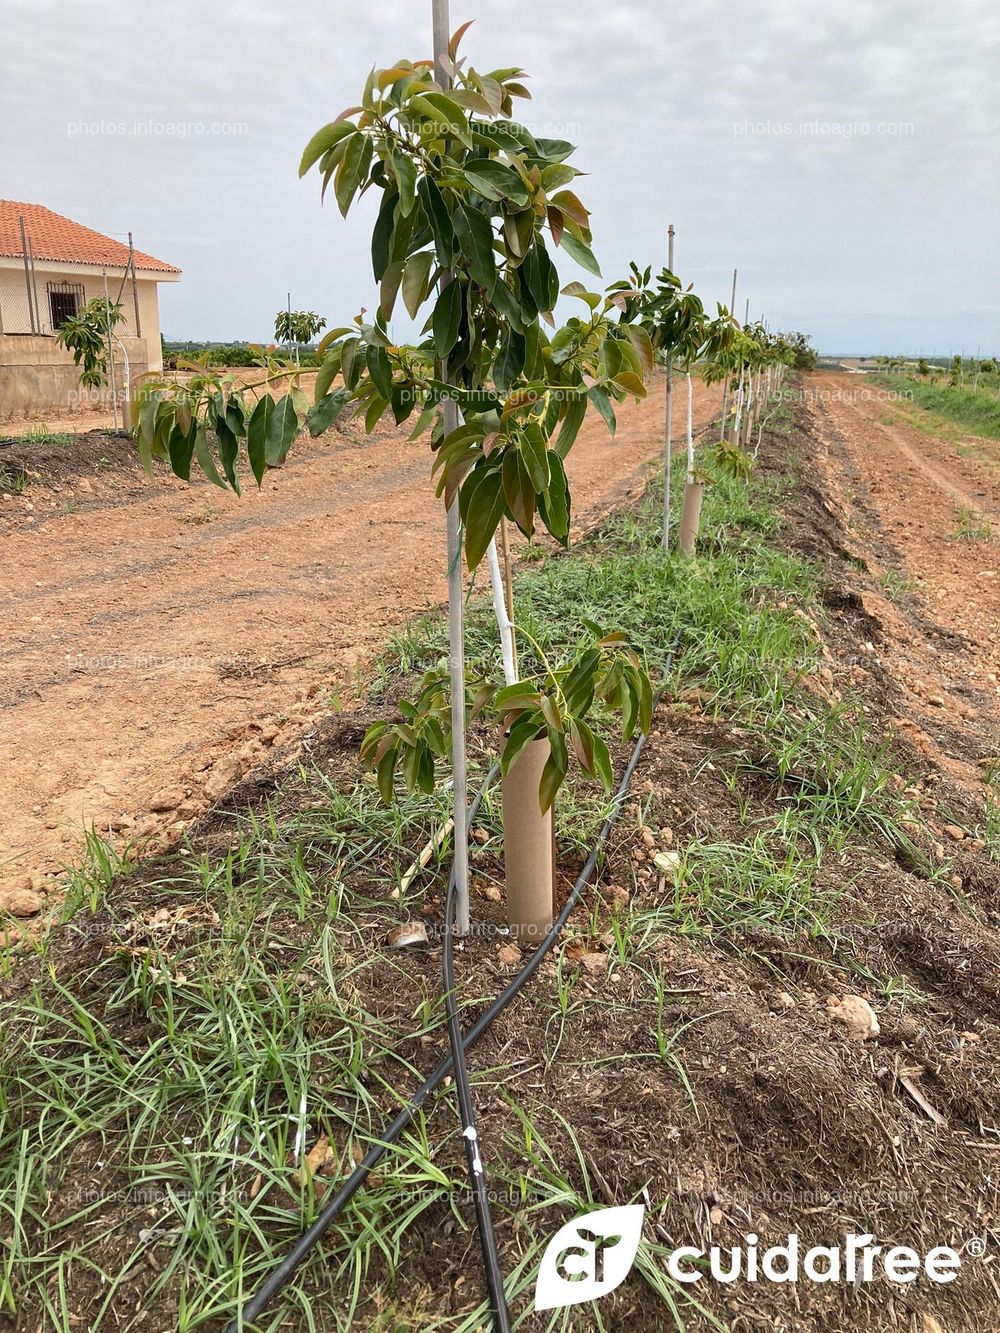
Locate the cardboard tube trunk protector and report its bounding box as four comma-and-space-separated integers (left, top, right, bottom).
502, 736, 555, 942
679, 480, 704, 555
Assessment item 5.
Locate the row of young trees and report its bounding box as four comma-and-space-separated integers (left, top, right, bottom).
132, 26, 802, 937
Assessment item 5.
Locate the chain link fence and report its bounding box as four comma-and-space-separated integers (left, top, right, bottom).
0, 214, 142, 338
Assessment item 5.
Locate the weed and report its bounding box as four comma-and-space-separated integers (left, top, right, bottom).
951, 505, 993, 543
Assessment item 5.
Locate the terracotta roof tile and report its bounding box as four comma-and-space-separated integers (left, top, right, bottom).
0, 201, 180, 274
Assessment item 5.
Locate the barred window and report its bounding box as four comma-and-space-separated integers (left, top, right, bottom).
47, 282, 85, 329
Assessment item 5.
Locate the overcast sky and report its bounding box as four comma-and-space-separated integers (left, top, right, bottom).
3, 0, 997, 355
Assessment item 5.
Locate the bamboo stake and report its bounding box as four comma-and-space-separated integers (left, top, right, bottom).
399, 819, 455, 896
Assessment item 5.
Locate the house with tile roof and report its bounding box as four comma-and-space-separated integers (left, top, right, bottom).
0, 201, 181, 419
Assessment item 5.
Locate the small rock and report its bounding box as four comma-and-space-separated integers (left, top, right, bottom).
942, 824, 965, 842
827, 994, 880, 1040
919, 1317, 944, 1333
497, 944, 522, 966
203, 759, 241, 802
471, 827, 490, 845
149, 786, 185, 813
238, 741, 264, 768
580, 951, 608, 975
0, 886, 42, 917
77, 478, 93, 495
774, 991, 796, 1009
481, 884, 502, 903
653, 850, 682, 875
709, 1205, 724, 1225
640, 827, 657, 851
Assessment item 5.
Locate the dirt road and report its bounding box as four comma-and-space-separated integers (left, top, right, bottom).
806, 371, 1000, 753
0, 377, 721, 906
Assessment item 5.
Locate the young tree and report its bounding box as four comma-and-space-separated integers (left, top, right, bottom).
134, 29, 655, 936
55, 298, 125, 389
274, 308, 327, 361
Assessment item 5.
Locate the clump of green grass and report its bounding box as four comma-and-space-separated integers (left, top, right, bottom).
0, 461, 27, 494
877, 375, 1000, 441
19, 429, 75, 446
951, 505, 993, 543
876, 567, 914, 601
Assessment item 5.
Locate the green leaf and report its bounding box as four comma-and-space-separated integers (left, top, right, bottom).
552, 392, 587, 458
588, 386, 616, 436
335, 133, 371, 217
380, 261, 404, 321
502, 714, 544, 777
625, 324, 655, 381
402, 251, 434, 319
568, 717, 596, 777
371, 188, 398, 281
215, 415, 241, 494
522, 241, 559, 315
538, 743, 568, 814
409, 92, 473, 147
559, 230, 601, 277
246, 396, 273, 484
519, 424, 550, 494
167, 423, 196, 481
376, 746, 398, 803
193, 423, 227, 490
539, 693, 563, 734
537, 451, 570, 544
540, 163, 578, 191
390, 151, 417, 216
299, 120, 355, 177
463, 465, 506, 568
264, 394, 299, 466
418, 176, 455, 268
452, 204, 496, 293
462, 159, 530, 205
494, 328, 526, 396
495, 682, 541, 712
432, 279, 463, 360
501, 449, 534, 536
366, 344, 394, 402
592, 733, 613, 790
314, 342, 344, 399
308, 389, 350, 437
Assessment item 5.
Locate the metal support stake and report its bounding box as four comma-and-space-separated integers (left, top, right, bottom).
662, 223, 675, 550
432, 0, 470, 937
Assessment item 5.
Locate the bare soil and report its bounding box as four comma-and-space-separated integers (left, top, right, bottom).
6, 390, 1000, 1330
0, 377, 721, 912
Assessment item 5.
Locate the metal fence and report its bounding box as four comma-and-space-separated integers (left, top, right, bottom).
0, 215, 142, 339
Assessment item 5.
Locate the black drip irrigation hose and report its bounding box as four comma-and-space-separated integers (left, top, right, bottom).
225, 642, 679, 1332
442, 764, 512, 1332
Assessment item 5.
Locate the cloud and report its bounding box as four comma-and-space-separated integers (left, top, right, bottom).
2, 0, 996, 352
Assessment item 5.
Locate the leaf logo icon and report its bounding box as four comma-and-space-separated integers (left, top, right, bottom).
535, 1204, 645, 1311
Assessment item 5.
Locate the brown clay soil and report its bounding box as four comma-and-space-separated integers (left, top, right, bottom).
0, 375, 720, 911
6, 386, 1000, 1330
